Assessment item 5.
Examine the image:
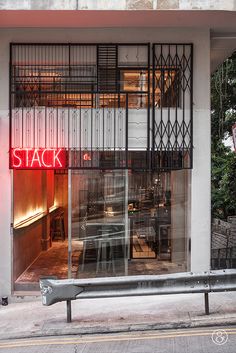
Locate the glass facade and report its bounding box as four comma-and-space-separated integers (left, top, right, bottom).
12, 168, 190, 289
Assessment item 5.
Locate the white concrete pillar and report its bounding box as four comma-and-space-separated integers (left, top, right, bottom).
190, 31, 211, 272
0, 36, 12, 297
0, 113, 12, 297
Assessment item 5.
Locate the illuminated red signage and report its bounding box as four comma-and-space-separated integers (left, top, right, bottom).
83, 152, 91, 161
10, 148, 67, 169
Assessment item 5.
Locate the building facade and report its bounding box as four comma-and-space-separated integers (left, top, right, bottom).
0, 1, 236, 297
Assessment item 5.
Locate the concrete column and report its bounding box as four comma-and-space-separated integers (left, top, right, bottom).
0, 35, 12, 297
190, 31, 211, 272
0, 113, 12, 297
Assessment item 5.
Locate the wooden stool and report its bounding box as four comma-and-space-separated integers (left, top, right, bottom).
51, 211, 65, 241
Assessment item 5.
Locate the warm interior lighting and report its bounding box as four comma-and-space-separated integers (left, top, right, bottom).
49, 204, 58, 213
104, 206, 115, 217
122, 71, 148, 92
14, 207, 45, 229
14, 66, 178, 109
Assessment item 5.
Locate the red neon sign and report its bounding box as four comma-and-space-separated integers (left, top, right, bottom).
10, 148, 67, 169
83, 152, 91, 161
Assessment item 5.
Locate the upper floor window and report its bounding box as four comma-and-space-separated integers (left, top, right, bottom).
11, 44, 180, 109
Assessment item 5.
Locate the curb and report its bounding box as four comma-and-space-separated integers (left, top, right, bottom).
0, 316, 236, 341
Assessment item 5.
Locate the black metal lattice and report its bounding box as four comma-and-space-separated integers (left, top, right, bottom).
10, 43, 193, 170
152, 44, 193, 170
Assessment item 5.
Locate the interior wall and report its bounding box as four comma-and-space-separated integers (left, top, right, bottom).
14, 170, 45, 225
13, 222, 43, 282
13, 170, 55, 282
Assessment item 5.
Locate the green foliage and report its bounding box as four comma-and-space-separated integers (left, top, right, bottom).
211, 143, 236, 219
211, 52, 236, 220
211, 52, 236, 142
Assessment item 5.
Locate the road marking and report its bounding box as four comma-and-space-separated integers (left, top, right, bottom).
0, 328, 236, 349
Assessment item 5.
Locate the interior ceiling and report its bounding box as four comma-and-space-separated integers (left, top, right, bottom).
1, 10, 236, 71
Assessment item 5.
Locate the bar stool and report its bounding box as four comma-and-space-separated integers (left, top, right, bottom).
96, 227, 115, 274
96, 237, 115, 274
51, 211, 65, 241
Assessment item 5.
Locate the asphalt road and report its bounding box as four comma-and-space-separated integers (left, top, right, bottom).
0, 326, 235, 353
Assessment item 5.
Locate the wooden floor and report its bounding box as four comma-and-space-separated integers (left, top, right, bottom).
132, 234, 156, 258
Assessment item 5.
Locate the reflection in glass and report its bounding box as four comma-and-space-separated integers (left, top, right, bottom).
71, 170, 190, 278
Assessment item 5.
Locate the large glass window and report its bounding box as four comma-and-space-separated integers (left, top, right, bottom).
71, 169, 190, 278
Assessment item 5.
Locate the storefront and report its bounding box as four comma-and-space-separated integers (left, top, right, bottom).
8, 42, 192, 290
0, 25, 212, 296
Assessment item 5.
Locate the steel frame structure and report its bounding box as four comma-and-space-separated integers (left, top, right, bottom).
9, 43, 193, 171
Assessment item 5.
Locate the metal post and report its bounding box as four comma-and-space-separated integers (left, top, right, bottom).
124, 169, 129, 275
204, 293, 210, 315
66, 300, 72, 323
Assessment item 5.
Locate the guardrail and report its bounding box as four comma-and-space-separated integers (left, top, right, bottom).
40, 269, 236, 323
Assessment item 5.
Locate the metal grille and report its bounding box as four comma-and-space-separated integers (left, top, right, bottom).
97, 44, 117, 92
152, 44, 193, 170
10, 43, 193, 170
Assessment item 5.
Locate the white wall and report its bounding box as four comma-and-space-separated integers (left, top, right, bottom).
0, 27, 211, 295
0, 116, 12, 298
0, 35, 12, 297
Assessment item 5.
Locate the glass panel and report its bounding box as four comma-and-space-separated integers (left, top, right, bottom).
70, 169, 191, 279
120, 70, 148, 92
128, 170, 190, 275
12, 168, 191, 290
71, 170, 128, 278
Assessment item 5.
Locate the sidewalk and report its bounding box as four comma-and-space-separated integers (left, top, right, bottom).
0, 292, 236, 340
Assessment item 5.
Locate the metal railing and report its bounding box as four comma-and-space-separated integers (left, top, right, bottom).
40, 269, 236, 322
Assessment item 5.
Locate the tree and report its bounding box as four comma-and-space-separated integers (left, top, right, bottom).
211, 52, 236, 220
